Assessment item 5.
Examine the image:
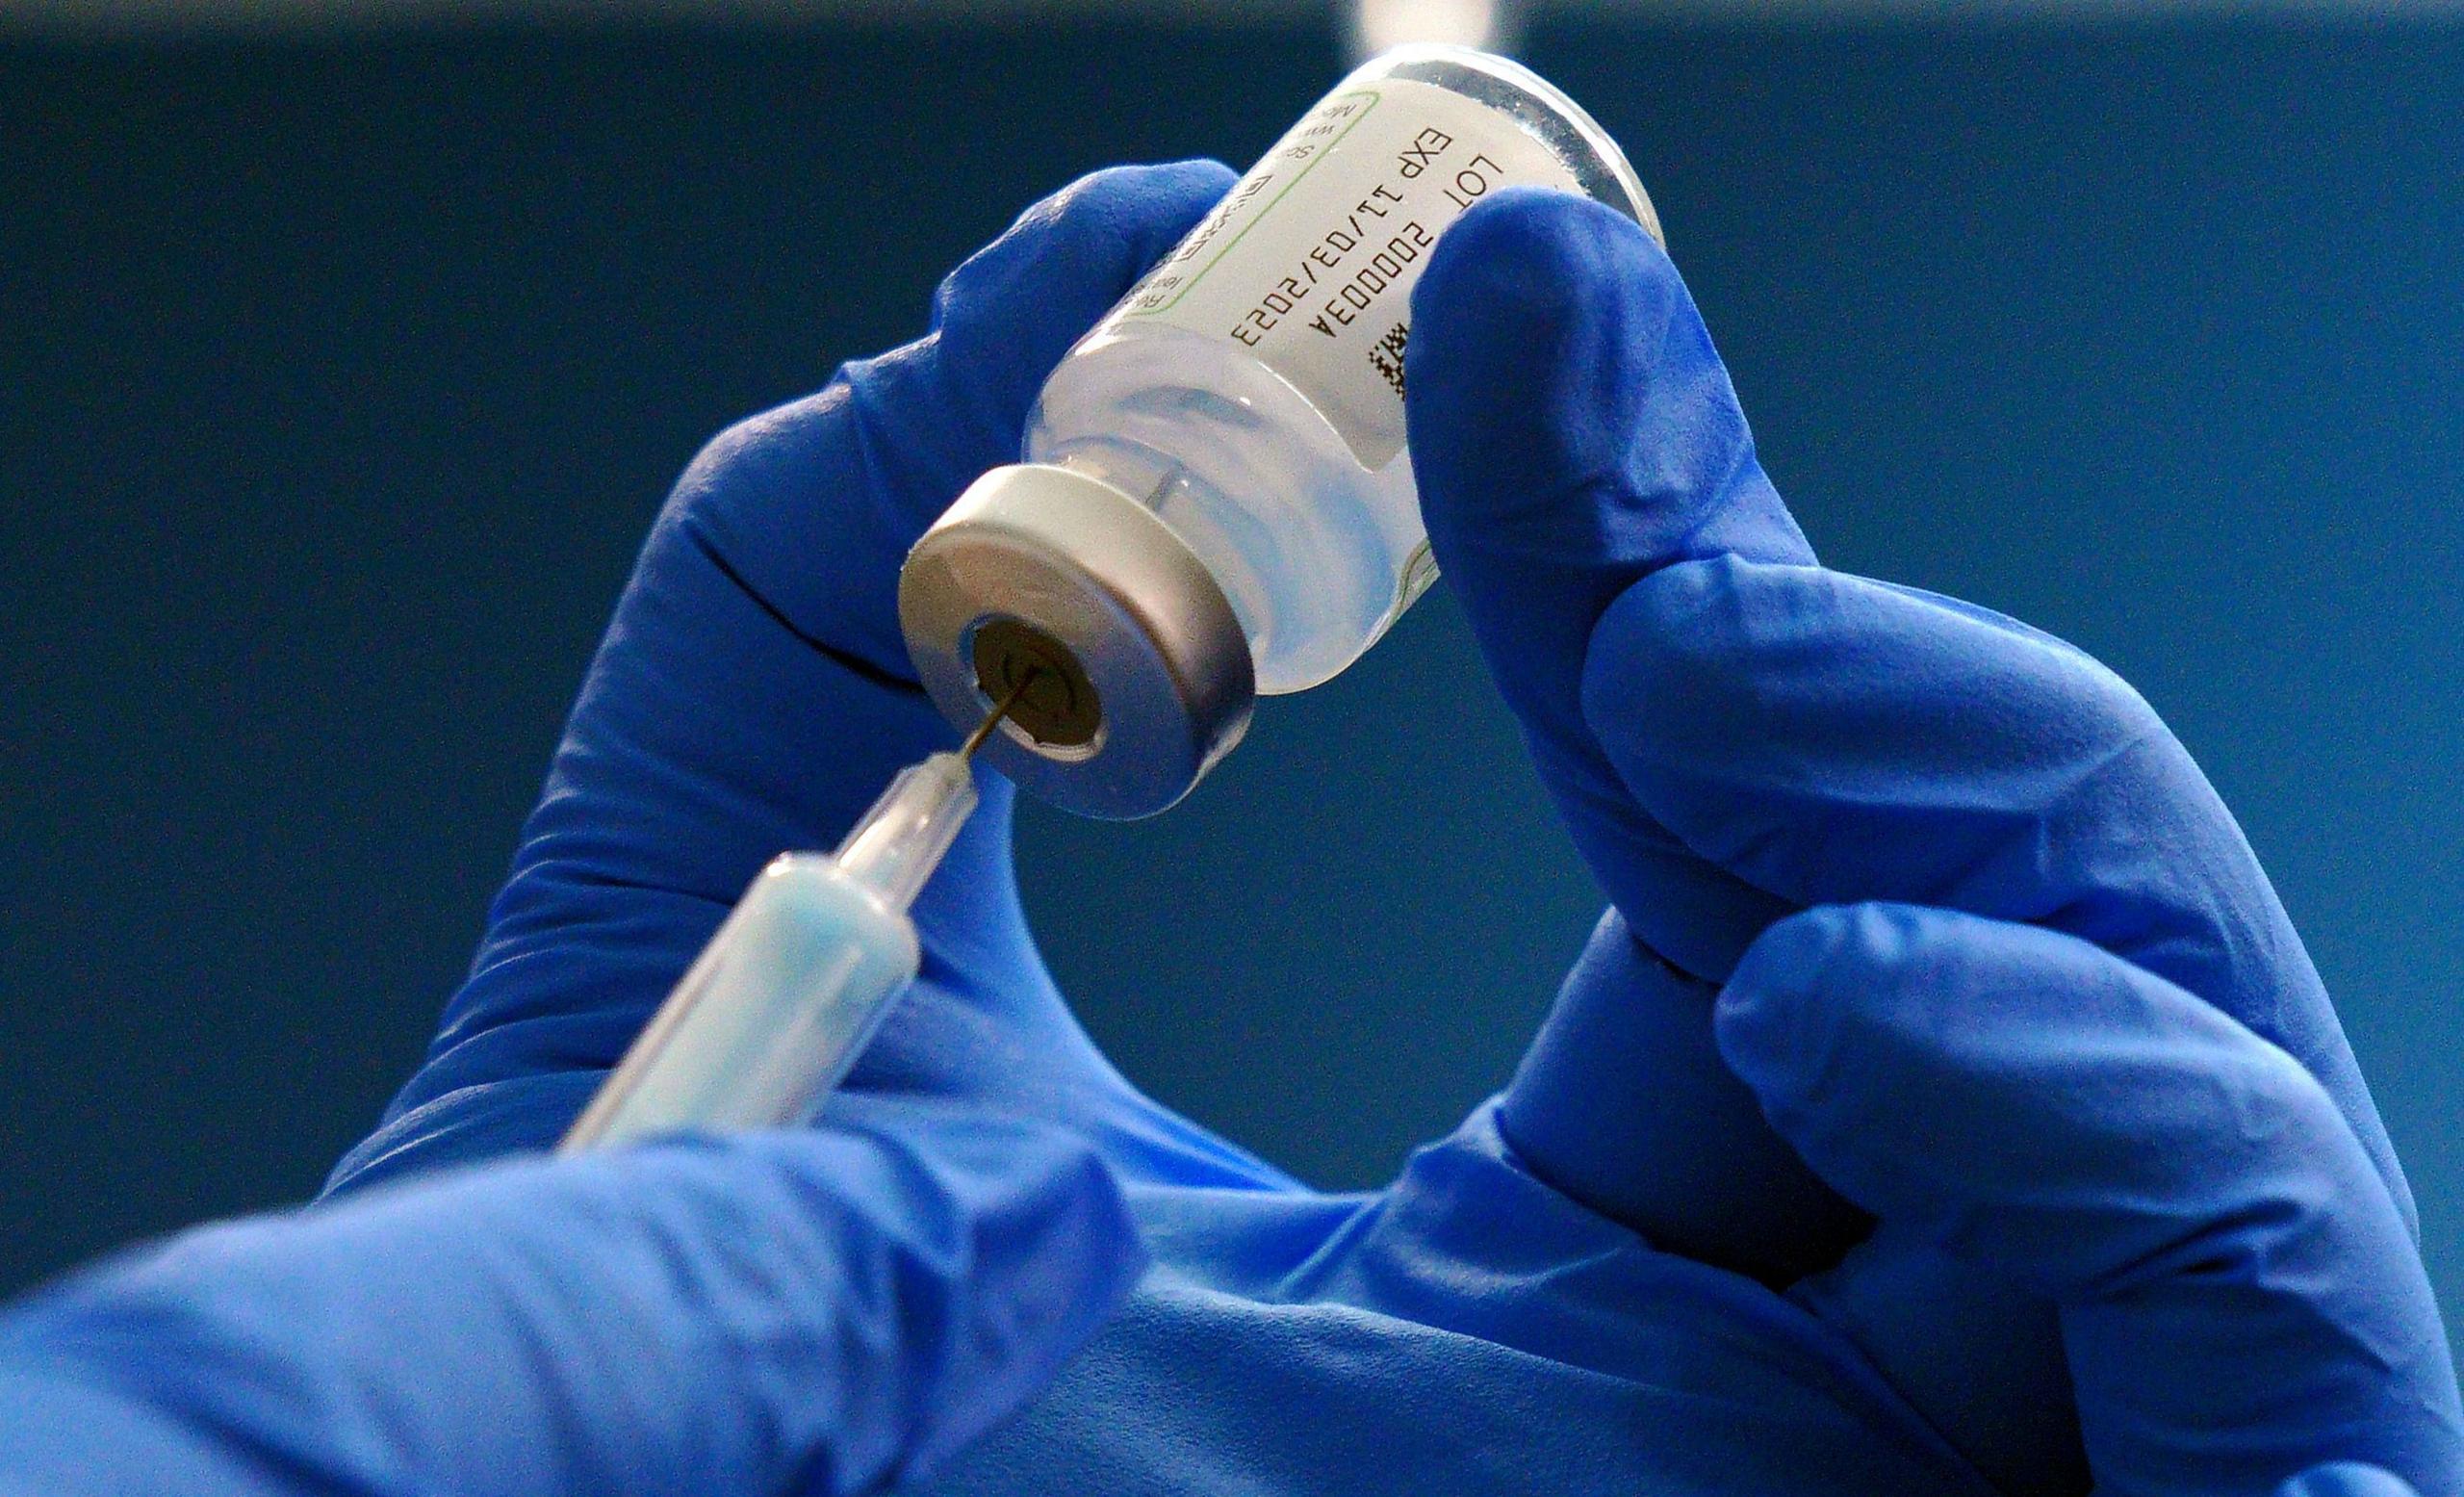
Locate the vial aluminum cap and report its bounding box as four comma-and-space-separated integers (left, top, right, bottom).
898, 462, 1255, 820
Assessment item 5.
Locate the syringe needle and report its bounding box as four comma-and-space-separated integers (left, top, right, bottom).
959, 670, 1042, 761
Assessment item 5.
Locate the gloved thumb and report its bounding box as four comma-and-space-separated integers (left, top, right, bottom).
1411, 187, 1859, 1282
1407, 186, 1813, 965
0, 1102, 1143, 1497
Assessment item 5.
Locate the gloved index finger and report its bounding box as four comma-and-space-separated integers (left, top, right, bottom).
1577, 555, 2411, 1232
1582, 556, 2192, 979
686, 157, 1243, 684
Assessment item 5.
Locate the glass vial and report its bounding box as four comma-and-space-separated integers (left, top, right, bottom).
901, 44, 1658, 819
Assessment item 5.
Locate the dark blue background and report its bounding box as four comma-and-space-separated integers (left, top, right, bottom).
3, 18, 2458, 1350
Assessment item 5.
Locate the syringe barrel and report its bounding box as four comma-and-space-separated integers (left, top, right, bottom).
558, 854, 920, 1153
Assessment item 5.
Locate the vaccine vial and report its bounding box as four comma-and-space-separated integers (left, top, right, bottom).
901, 45, 1659, 818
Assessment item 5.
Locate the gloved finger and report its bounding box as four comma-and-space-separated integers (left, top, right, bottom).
1580, 555, 2409, 1227
545, 156, 1236, 900
1718, 903, 2464, 1497
1495, 910, 1868, 1282
1407, 186, 1814, 979
683, 158, 1240, 684
2, 1101, 1145, 1497
2277, 1465, 2423, 1497
1408, 187, 1861, 1276
334, 163, 1240, 1184
1412, 194, 2405, 1283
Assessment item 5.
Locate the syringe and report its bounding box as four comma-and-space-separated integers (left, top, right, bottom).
558, 685, 1030, 1153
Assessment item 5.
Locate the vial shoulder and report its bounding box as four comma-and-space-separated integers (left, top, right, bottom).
1026, 322, 1422, 696
1027, 318, 1396, 544
1032, 320, 1336, 454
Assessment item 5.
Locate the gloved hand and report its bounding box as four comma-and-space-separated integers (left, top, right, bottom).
319, 161, 2459, 1496
325, 160, 1288, 1195
0, 1102, 1143, 1497
1413, 187, 2463, 1494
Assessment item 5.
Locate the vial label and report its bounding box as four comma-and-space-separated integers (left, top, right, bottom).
1111, 79, 1582, 470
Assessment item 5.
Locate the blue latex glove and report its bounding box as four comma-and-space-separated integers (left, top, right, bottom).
317, 162, 2457, 1495
0, 1103, 1143, 1496
1411, 187, 2462, 1494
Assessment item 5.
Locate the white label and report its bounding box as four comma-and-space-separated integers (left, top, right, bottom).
1110, 80, 1584, 470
